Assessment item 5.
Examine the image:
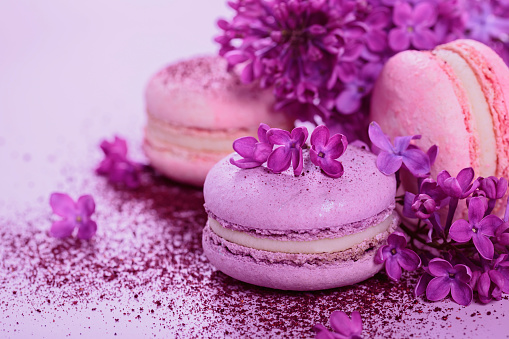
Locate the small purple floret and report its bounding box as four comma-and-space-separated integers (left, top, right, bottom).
449, 197, 503, 260
309, 125, 348, 178
426, 258, 473, 306
313, 310, 363, 339
375, 232, 421, 281
266, 126, 308, 176
96, 136, 141, 188
230, 123, 273, 169
49, 193, 97, 240
368, 121, 430, 177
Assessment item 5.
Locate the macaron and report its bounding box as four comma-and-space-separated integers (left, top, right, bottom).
143, 55, 293, 186
202, 145, 398, 291
370, 39, 509, 182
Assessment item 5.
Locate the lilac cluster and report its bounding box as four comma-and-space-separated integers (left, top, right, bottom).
216, 0, 509, 138
231, 123, 348, 178
96, 136, 142, 188
370, 122, 509, 306
313, 310, 363, 339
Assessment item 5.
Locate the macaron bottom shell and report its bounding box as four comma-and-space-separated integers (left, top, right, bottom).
202, 213, 399, 291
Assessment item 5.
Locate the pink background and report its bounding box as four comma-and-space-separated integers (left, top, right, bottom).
0, 1, 508, 338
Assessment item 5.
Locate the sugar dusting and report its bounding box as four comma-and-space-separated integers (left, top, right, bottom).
0, 166, 506, 338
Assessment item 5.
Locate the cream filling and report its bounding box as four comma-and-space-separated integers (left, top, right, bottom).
146, 114, 254, 153
208, 216, 393, 254
435, 49, 497, 177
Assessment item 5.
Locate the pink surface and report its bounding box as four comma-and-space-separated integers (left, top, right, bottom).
1, 3, 509, 338
204, 146, 397, 234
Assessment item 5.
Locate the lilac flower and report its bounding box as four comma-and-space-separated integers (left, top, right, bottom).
388, 2, 438, 51
426, 258, 473, 306
335, 63, 383, 114
474, 255, 508, 304
449, 197, 503, 260
96, 136, 141, 188
309, 125, 348, 178
267, 126, 308, 176
49, 193, 97, 240
375, 232, 421, 281
368, 121, 430, 177
478, 176, 508, 215
230, 123, 273, 169
313, 311, 363, 339
495, 222, 509, 246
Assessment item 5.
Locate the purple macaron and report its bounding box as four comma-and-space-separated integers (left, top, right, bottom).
202, 144, 398, 291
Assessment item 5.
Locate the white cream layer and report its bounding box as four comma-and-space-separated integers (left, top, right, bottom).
146, 114, 253, 153
435, 49, 497, 177
208, 216, 393, 254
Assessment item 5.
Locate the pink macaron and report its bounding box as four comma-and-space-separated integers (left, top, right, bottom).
370, 39, 509, 182
143, 55, 293, 186
202, 144, 398, 291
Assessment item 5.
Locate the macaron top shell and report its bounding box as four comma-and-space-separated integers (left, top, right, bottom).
204, 145, 396, 237
144, 55, 290, 130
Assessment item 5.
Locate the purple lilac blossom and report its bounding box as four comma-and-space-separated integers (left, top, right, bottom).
426, 258, 473, 306
230, 123, 273, 169
267, 126, 308, 176
313, 310, 363, 339
375, 232, 421, 281
449, 197, 503, 260
96, 136, 141, 188
49, 193, 97, 240
368, 121, 430, 177
216, 0, 509, 140
478, 176, 508, 214
309, 125, 348, 178
473, 255, 508, 304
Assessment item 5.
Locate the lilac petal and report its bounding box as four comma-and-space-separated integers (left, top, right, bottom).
456, 167, 475, 190
368, 122, 393, 152
50, 220, 75, 238
232, 137, 257, 158
366, 29, 387, 52
449, 219, 473, 242
415, 272, 433, 297
335, 88, 361, 114
324, 134, 347, 159
385, 256, 403, 281
393, 2, 412, 26
267, 129, 291, 146
393, 135, 415, 153
472, 234, 494, 260
388, 232, 407, 249
468, 197, 486, 225
437, 170, 451, 186
50, 193, 76, 217
376, 152, 403, 175
252, 142, 272, 163
320, 158, 344, 178
375, 244, 389, 263
426, 276, 451, 301
267, 146, 291, 173
292, 148, 304, 176
454, 264, 472, 284
450, 281, 473, 306
257, 123, 271, 144
398, 249, 421, 271
388, 28, 410, 51
412, 29, 436, 50
77, 220, 97, 240
310, 125, 329, 149
230, 157, 262, 169
291, 126, 308, 147
427, 145, 438, 166
312, 324, 336, 339
350, 311, 362, 334
428, 258, 452, 277
497, 177, 508, 198
330, 311, 353, 336
402, 148, 430, 177
77, 195, 95, 217
413, 2, 437, 26
224, 50, 250, 65
478, 215, 503, 236
240, 62, 254, 83
403, 192, 417, 219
